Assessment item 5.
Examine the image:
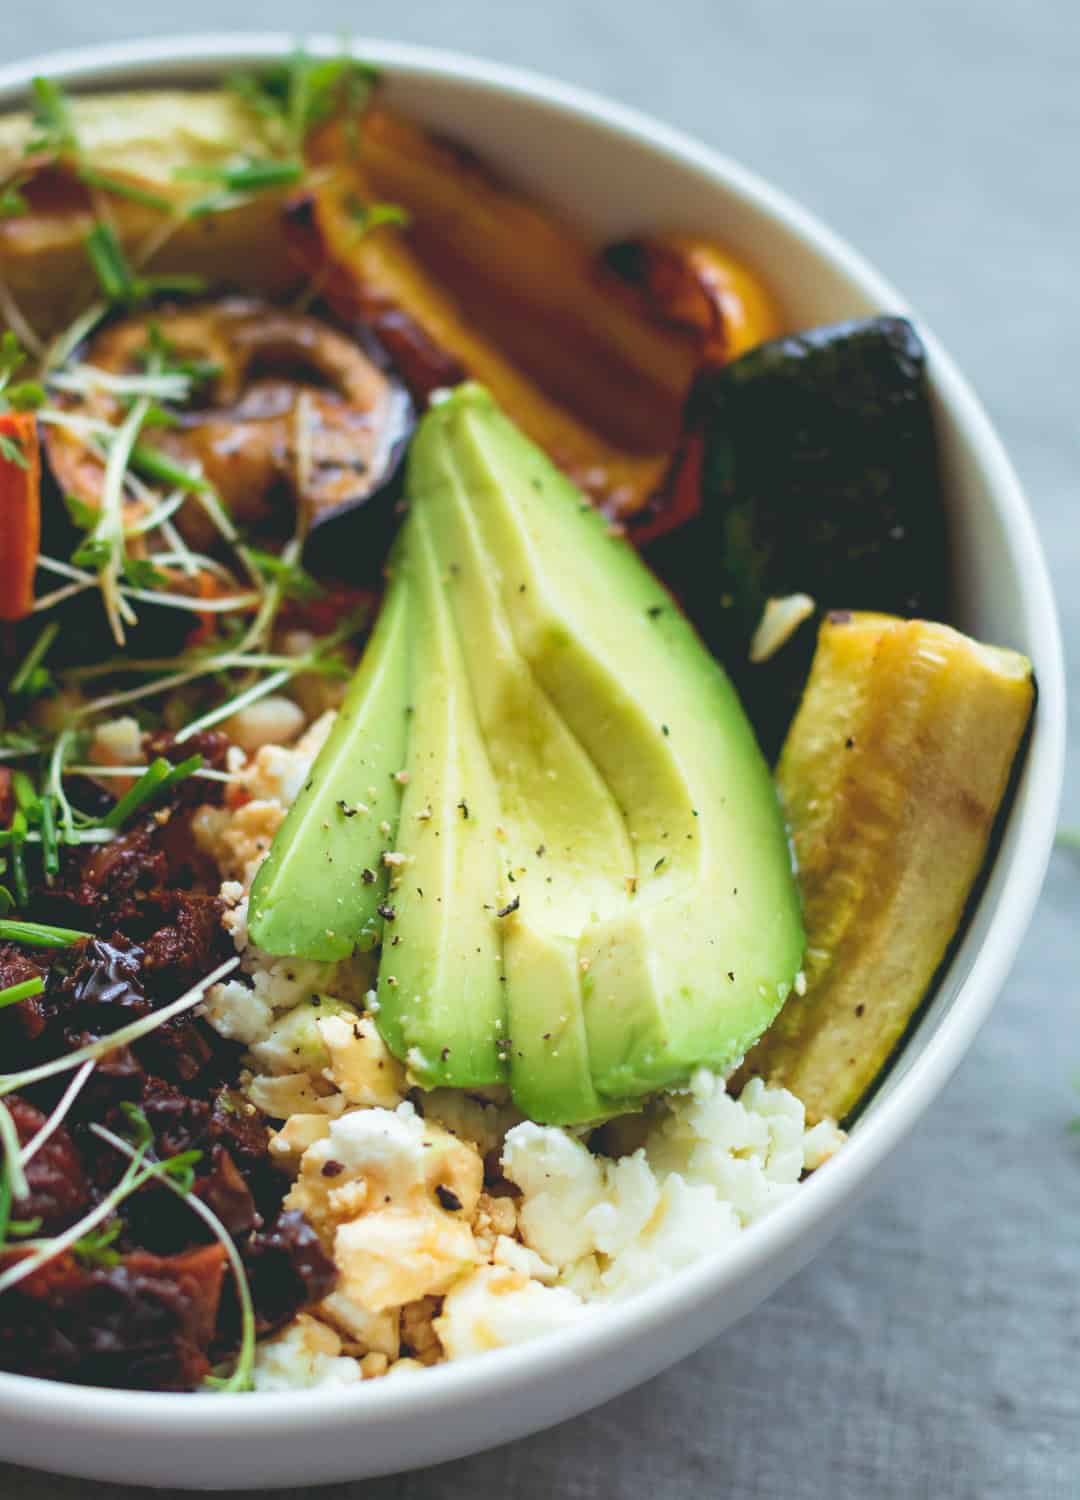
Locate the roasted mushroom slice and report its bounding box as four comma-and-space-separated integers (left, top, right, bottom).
44, 299, 413, 562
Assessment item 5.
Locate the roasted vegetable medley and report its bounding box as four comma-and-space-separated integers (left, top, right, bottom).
0, 52, 1033, 1393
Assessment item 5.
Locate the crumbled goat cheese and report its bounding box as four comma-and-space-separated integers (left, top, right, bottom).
219, 694, 307, 754
436, 1265, 586, 1358
287, 1103, 483, 1314
318, 1013, 406, 1107
502, 1072, 844, 1300
89, 716, 144, 770
252, 1314, 362, 1392
193, 710, 336, 886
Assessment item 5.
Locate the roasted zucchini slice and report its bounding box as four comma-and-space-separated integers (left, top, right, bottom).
739, 610, 1034, 1123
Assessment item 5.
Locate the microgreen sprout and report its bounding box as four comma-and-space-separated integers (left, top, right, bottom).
74, 168, 173, 214
0, 178, 29, 219
0, 1137, 151, 1294
18, 1061, 94, 1169
0, 1098, 29, 1232
70, 1218, 123, 1269
345, 194, 411, 235
9, 621, 59, 698
25, 76, 78, 159
228, 46, 379, 158
244, 546, 325, 603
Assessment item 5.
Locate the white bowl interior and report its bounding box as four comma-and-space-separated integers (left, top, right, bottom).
0, 34, 1063, 1490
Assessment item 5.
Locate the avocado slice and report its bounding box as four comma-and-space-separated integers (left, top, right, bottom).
401, 384, 803, 1119
247, 570, 412, 961
405, 421, 632, 1123
373, 509, 509, 1089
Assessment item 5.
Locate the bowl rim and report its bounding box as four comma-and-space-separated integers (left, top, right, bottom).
0, 29, 1065, 1439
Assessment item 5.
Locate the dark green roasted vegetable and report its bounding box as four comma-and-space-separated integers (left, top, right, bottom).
642, 316, 949, 757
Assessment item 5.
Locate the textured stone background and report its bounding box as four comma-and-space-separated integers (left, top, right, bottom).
0, 2, 1077, 1495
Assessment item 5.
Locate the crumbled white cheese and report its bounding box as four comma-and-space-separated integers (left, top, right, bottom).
323, 1102, 428, 1179
200, 977, 274, 1047
248, 1073, 343, 1120
748, 593, 816, 664
492, 1234, 557, 1284
192, 710, 336, 887
436, 1265, 585, 1358
89, 716, 144, 769
252, 1314, 362, 1392
317, 1291, 399, 1358
319, 1013, 406, 1107
219, 694, 307, 754
502, 1073, 844, 1300
288, 1103, 484, 1314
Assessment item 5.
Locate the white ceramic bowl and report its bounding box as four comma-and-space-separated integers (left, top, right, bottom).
0, 33, 1064, 1491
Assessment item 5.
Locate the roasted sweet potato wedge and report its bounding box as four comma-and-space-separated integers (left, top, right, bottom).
285, 178, 671, 515
314, 110, 702, 453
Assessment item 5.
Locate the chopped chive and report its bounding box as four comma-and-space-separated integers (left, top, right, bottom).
83, 223, 206, 307
83, 221, 135, 303
11, 771, 40, 822
158, 753, 204, 794
102, 758, 172, 828
185, 191, 252, 220
0, 919, 89, 947
39, 795, 59, 880
9, 621, 59, 697
131, 443, 211, 493
9, 810, 28, 909
0, 976, 45, 1010
174, 156, 304, 192
76, 167, 174, 213
345, 195, 411, 233
102, 753, 202, 829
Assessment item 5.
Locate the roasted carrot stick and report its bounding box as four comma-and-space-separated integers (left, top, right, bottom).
0, 411, 41, 621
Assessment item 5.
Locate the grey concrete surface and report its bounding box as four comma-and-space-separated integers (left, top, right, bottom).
0, 2, 1077, 1495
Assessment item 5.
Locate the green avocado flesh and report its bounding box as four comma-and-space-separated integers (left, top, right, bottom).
247, 571, 412, 961
373, 510, 509, 1090
249, 383, 804, 1124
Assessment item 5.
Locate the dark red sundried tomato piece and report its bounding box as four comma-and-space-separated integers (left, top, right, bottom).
234, 1210, 337, 1338
6, 1094, 91, 1233
197, 1145, 257, 1238
0, 1244, 227, 1391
